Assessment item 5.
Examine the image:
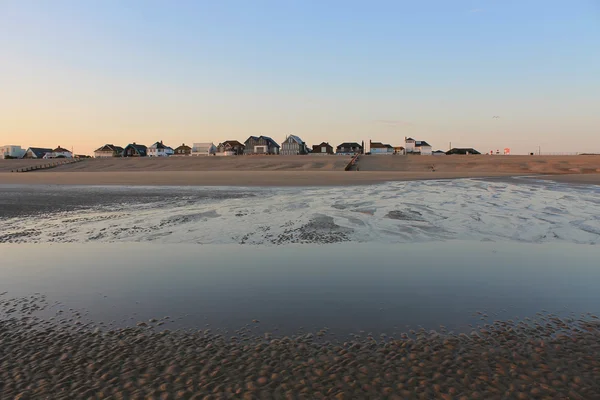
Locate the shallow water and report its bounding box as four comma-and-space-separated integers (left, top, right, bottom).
1, 241, 599, 336
1, 178, 599, 245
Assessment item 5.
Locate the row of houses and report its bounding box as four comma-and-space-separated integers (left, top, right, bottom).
0, 145, 75, 159
90, 137, 440, 158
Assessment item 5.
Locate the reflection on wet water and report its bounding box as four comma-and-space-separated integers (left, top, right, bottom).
1, 241, 599, 336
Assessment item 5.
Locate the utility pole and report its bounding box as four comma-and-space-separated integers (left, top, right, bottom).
538, 146, 541, 156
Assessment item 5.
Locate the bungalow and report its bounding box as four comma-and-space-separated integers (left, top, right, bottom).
0, 145, 25, 159
191, 143, 217, 156
446, 148, 481, 155
312, 142, 334, 155
23, 147, 53, 159
122, 143, 148, 157
432, 150, 447, 156
43, 146, 73, 159
393, 146, 405, 155
281, 135, 308, 155
369, 141, 394, 155
244, 136, 280, 155
405, 138, 433, 155
173, 144, 192, 156
217, 140, 245, 156
94, 144, 124, 158
148, 141, 174, 157
336, 142, 364, 155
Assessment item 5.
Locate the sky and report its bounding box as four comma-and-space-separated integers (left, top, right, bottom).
1, 0, 599, 155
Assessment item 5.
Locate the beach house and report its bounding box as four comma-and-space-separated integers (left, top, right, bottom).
216, 140, 245, 156
405, 138, 433, 155
94, 144, 124, 158
446, 148, 481, 155
148, 141, 174, 157
336, 142, 363, 155
122, 143, 148, 157
22, 147, 53, 159
369, 141, 394, 155
0, 145, 25, 159
311, 142, 334, 155
43, 146, 73, 159
173, 144, 192, 156
393, 146, 405, 155
191, 143, 217, 156
280, 135, 308, 155
243, 136, 280, 155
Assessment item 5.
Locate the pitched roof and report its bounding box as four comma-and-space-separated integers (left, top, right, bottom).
337, 142, 363, 148
150, 141, 168, 149
245, 136, 280, 148
124, 143, 147, 153
220, 140, 244, 147
95, 144, 118, 152
415, 141, 431, 147
27, 147, 53, 158
53, 146, 71, 153
446, 148, 481, 155
406, 137, 415, 141
174, 144, 191, 151
286, 135, 305, 145
369, 142, 389, 149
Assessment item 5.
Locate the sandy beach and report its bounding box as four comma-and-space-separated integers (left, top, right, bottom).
1, 155, 600, 186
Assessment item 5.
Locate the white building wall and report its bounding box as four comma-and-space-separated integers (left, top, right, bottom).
0, 145, 25, 159
405, 140, 416, 153
420, 146, 433, 155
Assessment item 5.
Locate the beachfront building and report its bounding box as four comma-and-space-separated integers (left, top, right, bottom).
280, 135, 308, 155
405, 138, 433, 155
446, 148, 481, 155
0, 145, 25, 159
312, 142, 334, 155
23, 147, 53, 159
243, 136, 280, 155
393, 146, 405, 155
336, 142, 363, 155
191, 143, 217, 156
173, 144, 192, 156
148, 141, 174, 157
433, 150, 447, 156
43, 146, 73, 159
122, 143, 148, 157
217, 140, 245, 156
94, 144, 124, 158
369, 141, 394, 155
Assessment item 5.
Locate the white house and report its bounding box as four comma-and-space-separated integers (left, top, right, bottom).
148, 141, 174, 157
43, 146, 73, 159
191, 142, 217, 156
0, 145, 25, 159
405, 137, 432, 155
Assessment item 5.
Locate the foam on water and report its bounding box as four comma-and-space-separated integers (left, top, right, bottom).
1, 178, 599, 245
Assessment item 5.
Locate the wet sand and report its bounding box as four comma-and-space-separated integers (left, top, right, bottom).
0, 170, 547, 186
2, 293, 600, 399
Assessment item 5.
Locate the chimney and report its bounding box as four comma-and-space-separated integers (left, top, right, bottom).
161, 140, 163, 144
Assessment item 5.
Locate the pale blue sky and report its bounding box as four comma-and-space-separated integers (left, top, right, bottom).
1, 0, 599, 154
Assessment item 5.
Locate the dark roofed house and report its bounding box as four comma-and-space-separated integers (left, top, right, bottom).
369, 141, 394, 155
432, 150, 447, 156
173, 143, 192, 156
446, 148, 481, 155
217, 140, 245, 155
148, 141, 174, 157
93, 144, 125, 158
23, 147, 53, 159
336, 142, 363, 155
122, 143, 148, 157
312, 142, 334, 155
281, 135, 308, 155
244, 136, 280, 155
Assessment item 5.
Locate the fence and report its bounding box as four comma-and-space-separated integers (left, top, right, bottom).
10, 158, 83, 173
